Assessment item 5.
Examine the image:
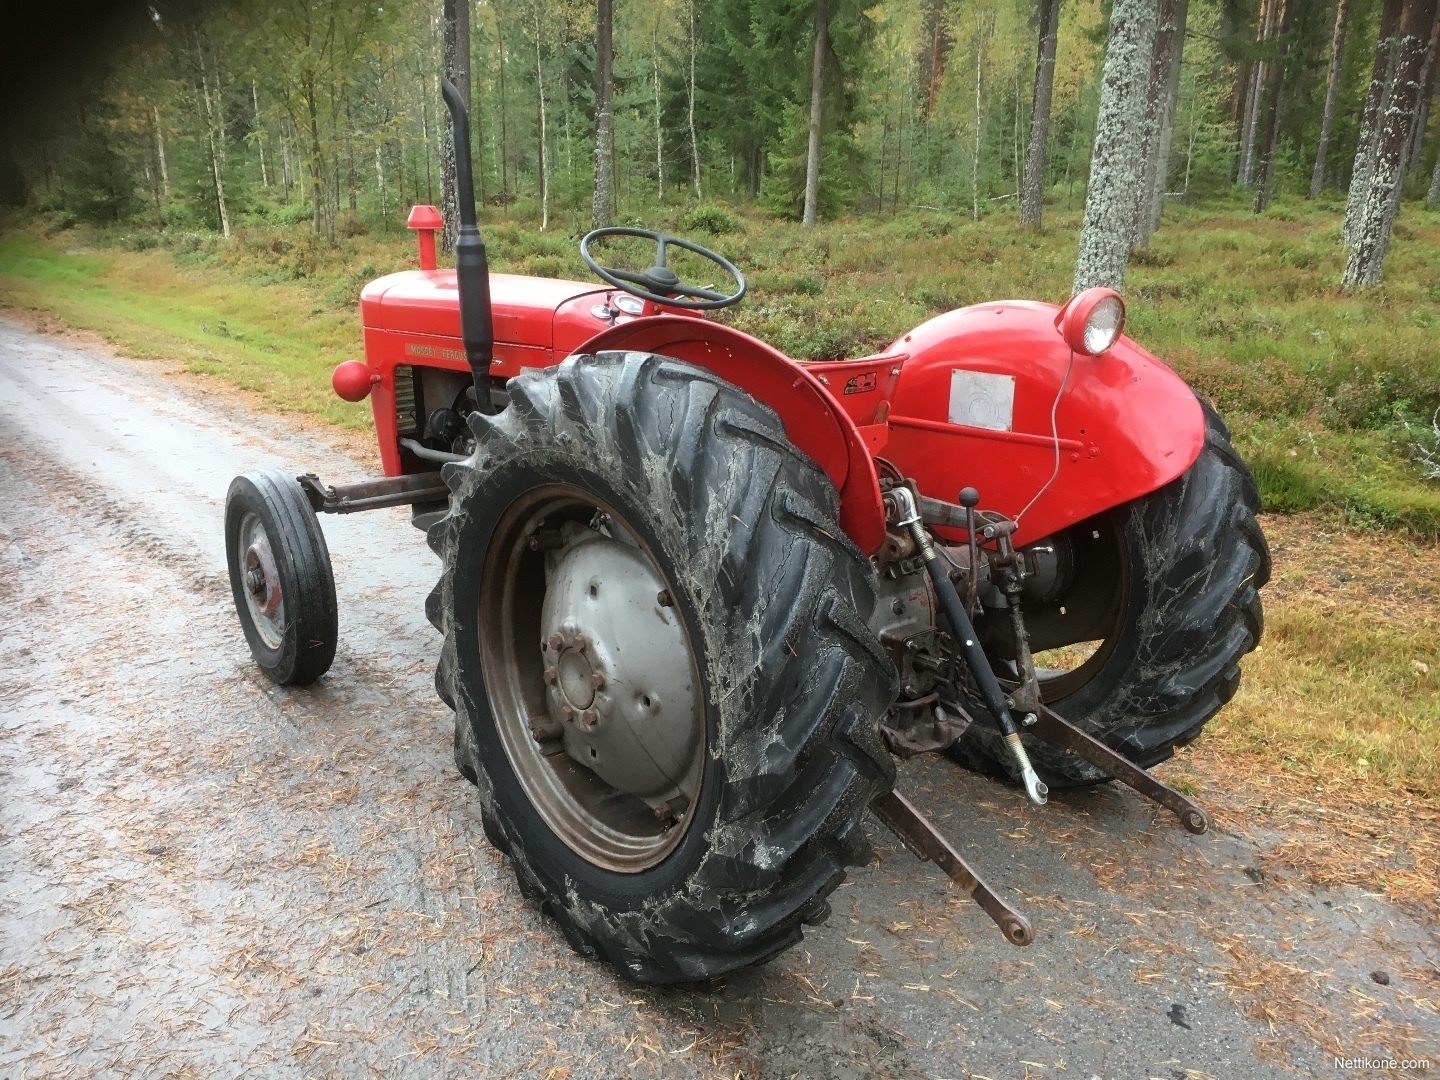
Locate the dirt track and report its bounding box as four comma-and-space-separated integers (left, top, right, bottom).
0, 317, 1435, 1078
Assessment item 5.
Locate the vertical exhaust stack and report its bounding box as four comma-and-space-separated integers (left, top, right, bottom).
440, 78, 496, 413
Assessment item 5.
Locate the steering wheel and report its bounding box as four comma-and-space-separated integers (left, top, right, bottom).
580, 227, 746, 311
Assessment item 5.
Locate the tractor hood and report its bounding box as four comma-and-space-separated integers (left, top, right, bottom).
361, 269, 603, 349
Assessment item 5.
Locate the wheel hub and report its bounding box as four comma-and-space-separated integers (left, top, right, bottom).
238, 514, 285, 649
538, 536, 700, 803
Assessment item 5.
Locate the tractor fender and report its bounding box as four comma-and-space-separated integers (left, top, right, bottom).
868, 301, 1207, 547
572, 317, 887, 555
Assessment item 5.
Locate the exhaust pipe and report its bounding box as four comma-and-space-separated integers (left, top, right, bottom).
439, 78, 496, 413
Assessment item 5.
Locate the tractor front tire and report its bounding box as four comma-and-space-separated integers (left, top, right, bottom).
426, 352, 896, 984
224, 470, 338, 686
957, 399, 1269, 788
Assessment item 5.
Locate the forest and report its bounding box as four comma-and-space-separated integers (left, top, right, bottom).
4, 0, 1436, 263
1, 0, 1439, 532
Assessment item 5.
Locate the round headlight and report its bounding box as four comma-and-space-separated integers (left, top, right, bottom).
1058, 287, 1126, 355
1084, 295, 1125, 354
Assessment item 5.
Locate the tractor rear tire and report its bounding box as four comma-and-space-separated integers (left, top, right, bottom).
225, 470, 338, 686
956, 398, 1269, 788
426, 352, 896, 985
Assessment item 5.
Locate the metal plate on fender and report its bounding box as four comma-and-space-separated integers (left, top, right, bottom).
948, 370, 1016, 431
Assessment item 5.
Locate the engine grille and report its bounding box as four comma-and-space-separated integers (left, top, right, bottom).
393, 365, 419, 435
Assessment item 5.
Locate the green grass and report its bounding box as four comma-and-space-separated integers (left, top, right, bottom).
3, 193, 1439, 531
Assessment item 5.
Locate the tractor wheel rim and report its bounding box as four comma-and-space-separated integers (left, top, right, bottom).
239, 512, 285, 651
478, 485, 706, 873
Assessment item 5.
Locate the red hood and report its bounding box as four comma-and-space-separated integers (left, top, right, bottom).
360, 270, 604, 349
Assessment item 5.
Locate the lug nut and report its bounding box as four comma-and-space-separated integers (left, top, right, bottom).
543, 667, 557, 685
657, 589, 673, 607
580, 708, 599, 728
559, 703, 575, 720
547, 632, 564, 651
588, 671, 606, 690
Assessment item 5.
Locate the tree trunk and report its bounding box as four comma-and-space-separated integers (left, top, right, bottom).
1310, 0, 1353, 197
153, 105, 170, 203
802, 0, 828, 227
1238, 0, 1277, 188
1429, 141, 1440, 204
534, 8, 549, 230
146, 104, 165, 228
688, 0, 702, 199
442, 0, 472, 249
653, 40, 664, 201
1344, 0, 1405, 246
375, 145, 386, 224
925, 0, 950, 116
1133, 0, 1188, 246
345, 88, 358, 213
1073, 0, 1157, 294
1252, 0, 1296, 213
1406, 4, 1440, 174
593, 0, 614, 227
1021, 0, 1061, 227
1345, 0, 1438, 287
252, 82, 268, 188
196, 38, 230, 239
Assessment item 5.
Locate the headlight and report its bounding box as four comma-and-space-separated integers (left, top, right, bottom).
1084, 295, 1125, 353
1058, 287, 1126, 356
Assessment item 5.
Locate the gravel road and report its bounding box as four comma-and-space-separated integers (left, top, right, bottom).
0, 317, 1434, 1078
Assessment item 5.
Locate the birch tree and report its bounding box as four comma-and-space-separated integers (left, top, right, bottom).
1020, 0, 1061, 227
1344, 0, 1439, 287
1073, 0, 1156, 294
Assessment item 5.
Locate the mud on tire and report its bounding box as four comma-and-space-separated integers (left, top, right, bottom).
426, 352, 896, 984
958, 398, 1270, 787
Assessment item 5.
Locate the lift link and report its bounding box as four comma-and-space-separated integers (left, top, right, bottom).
870, 790, 1033, 947
889, 487, 1049, 806
1019, 701, 1212, 835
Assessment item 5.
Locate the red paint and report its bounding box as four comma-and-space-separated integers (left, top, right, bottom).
331, 360, 377, 402
406, 205, 444, 270
357, 262, 1206, 554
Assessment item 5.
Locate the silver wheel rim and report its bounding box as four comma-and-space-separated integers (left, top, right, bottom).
239, 511, 285, 650
478, 486, 706, 873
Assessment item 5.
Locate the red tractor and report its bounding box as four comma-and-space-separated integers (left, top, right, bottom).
225, 84, 1268, 983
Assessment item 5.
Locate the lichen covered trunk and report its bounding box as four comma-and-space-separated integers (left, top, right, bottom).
1073, 0, 1156, 294
1344, 0, 1438, 288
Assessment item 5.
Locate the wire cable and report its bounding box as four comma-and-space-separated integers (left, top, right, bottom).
1012, 349, 1075, 527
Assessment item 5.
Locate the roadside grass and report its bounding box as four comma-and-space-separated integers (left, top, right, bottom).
0, 231, 366, 428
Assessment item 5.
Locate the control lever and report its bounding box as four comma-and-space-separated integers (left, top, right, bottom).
890, 487, 1048, 806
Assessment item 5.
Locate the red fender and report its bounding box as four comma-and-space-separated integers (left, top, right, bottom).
807, 302, 1206, 548
574, 317, 888, 555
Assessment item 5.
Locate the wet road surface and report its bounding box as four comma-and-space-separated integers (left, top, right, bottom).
0, 318, 1435, 1078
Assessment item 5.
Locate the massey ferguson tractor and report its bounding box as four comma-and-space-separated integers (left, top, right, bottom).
225, 82, 1268, 984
